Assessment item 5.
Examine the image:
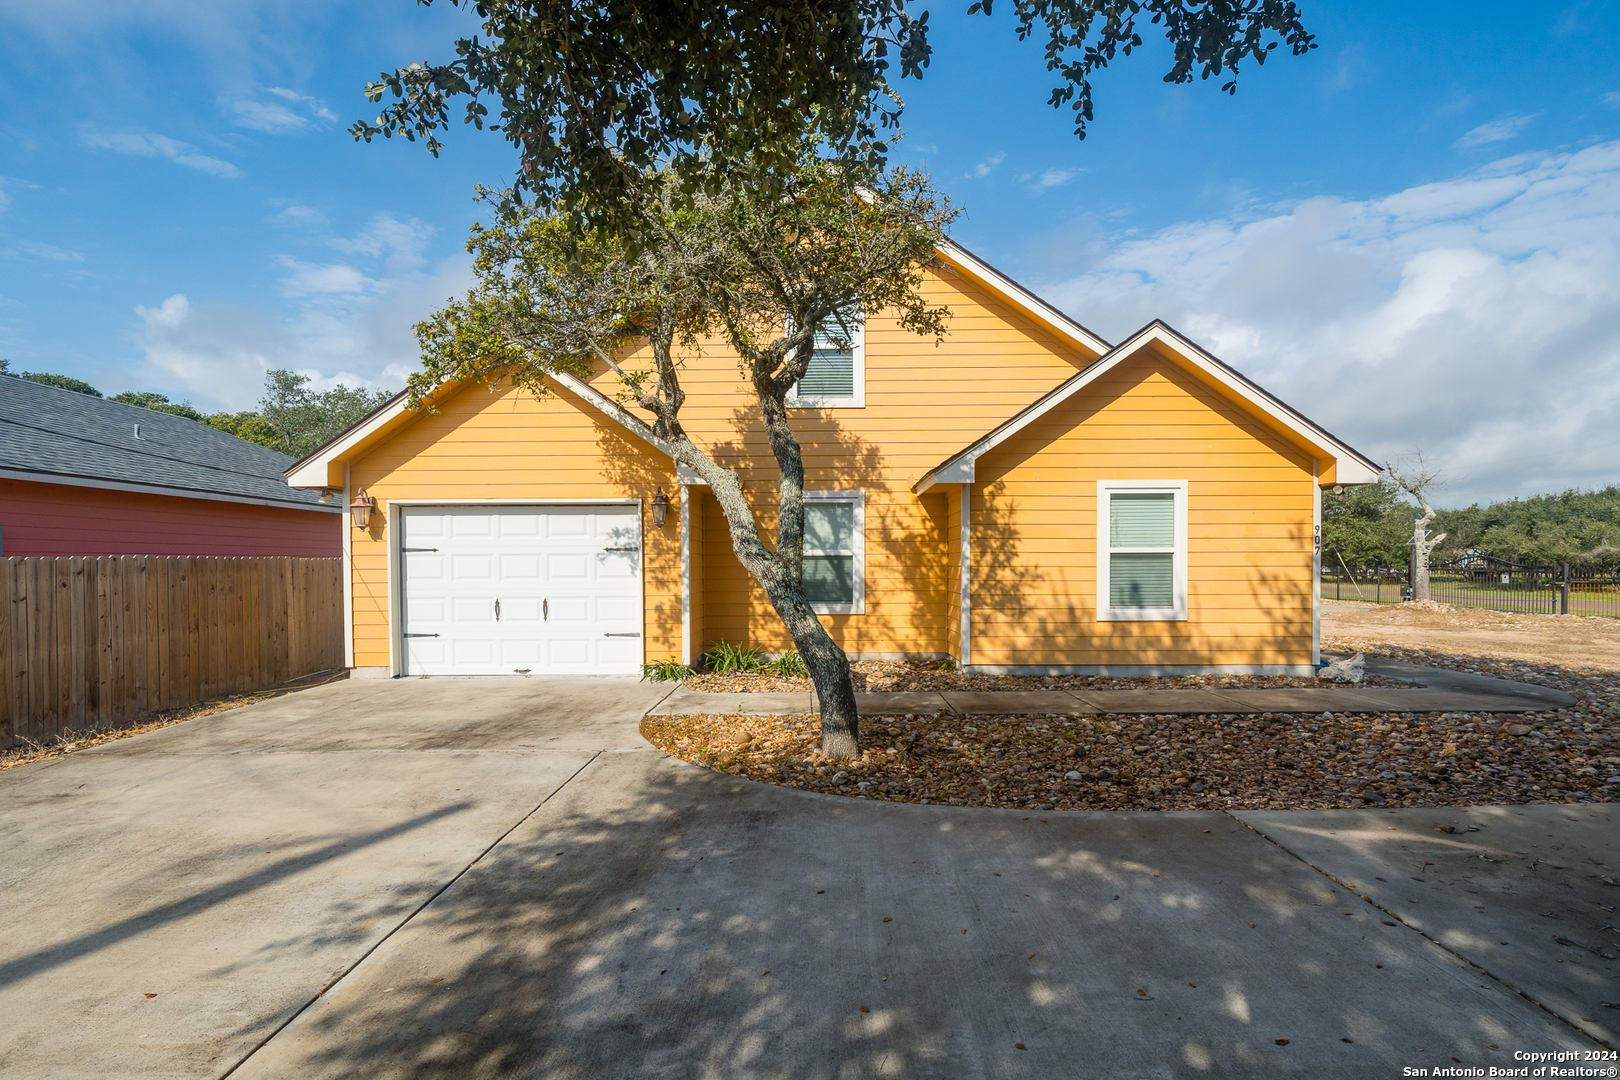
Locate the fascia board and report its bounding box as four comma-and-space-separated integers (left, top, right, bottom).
285, 392, 412, 489
934, 240, 1112, 358
546, 372, 709, 487
1132, 324, 1382, 481
921, 321, 1380, 491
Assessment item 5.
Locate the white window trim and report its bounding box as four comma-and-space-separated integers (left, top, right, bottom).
786, 313, 865, 409
803, 489, 866, 615
1096, 479, 1188, 622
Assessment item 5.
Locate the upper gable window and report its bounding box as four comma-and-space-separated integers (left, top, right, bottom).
787, 309, 864, 409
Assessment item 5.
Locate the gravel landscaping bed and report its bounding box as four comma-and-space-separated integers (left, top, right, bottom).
643, 636, 1620, 812
683, 658, 1412, 694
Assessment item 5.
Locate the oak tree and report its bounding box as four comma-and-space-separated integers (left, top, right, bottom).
409, 149, 955, 757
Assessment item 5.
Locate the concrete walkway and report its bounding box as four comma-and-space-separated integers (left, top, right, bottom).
1, 676, 1609, 1080
648, 656, 1577, 717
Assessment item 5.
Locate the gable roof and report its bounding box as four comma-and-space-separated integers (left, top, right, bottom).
0, 376, 336, 511
284, 237, 1114, 490
912, 320, 1381, 494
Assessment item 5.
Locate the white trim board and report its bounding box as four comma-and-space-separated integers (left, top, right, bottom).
803, 489, 866, 616
1096, 479, 1188, 623
913, 320, 1381, 495
285, 393, 410, 488
934, 240, 1113, 358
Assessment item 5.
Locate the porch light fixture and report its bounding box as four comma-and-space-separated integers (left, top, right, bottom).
650, 487, 670, 529
349, 489, 377, 530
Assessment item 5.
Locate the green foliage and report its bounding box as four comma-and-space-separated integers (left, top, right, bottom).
2, 363, 103, 396
202, 411, 281, 450
765, 652, 809, 678
1433, 486, 1620, 568
1322, 477, 1413, 571
702, 639, 767, 674
111, 391, 203, 421
259, 369, 392, 460
641, 657, 695, 683
934, 658, 958, 672
356, 1, 1314, 234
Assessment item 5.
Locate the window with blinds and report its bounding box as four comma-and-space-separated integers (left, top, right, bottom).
789, 310, 863, 406
1109, 493, 1175, 608
802, 491, 865, 612
1098, 482, 1186, 620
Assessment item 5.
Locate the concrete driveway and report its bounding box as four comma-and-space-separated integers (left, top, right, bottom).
0, 678, 1612, 1079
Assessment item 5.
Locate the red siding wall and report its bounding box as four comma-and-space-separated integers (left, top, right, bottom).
0, 479, 341, 558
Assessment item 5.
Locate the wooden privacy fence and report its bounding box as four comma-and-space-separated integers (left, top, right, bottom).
2, 556, 343, 751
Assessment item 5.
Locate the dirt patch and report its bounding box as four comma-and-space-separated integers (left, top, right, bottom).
1323, 600, 1620, 674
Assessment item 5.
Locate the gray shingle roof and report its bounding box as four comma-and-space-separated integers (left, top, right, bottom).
0, 377, 336, 510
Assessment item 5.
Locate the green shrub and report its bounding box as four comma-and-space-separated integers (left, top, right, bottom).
703, 639, 766, 673
765, 652, 808, 678
934, 658, 958, 672
641, 657, 694, 683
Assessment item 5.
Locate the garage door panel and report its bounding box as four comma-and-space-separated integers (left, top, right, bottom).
452, 598, 495, 623
401, 504, 642, 676
599, 637, 642, 665
498, 554, 542, 579
547, 554, 589, 581
406, 554, 447, 580
498, 513, 540, 538
547, 513, 589, 537
596, 596, 637, 623
546, 597, 591, 625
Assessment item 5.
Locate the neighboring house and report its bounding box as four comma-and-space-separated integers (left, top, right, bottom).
0, 377, 340, 557
287, 241, 1378, 678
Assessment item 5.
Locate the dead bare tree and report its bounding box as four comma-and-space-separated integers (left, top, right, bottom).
1385, 454, 1447, 602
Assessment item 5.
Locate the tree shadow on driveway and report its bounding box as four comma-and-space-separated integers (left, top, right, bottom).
236, 754, 1595, 1080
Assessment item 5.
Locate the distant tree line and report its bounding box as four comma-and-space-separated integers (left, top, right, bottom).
0, 360, 391, 460
1324, 477, 1620, 572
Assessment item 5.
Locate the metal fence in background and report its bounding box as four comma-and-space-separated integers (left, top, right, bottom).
1321, 555, 1620, 619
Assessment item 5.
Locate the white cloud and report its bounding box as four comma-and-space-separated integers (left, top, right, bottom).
1031, 168, 1077, 191
1602, 91, 1620, 108
82, 128, 241, 178
1455, 113, 1537, 149
228, 99, 306, 132
271, 204, 328, 228
227, 88, 337, 132
274, 257, 371, 297
967, 152, 1006, 179
9, 240, 84, 262
1037, 140, 1620, 506
128, 213, 472, 411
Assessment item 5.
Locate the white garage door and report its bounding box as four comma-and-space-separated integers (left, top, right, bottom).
399, 504, 642, 676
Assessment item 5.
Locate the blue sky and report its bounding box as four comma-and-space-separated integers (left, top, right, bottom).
2, 1, 1618, 507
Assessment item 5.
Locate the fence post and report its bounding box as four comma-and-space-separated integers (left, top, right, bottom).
1561, 562, 1570, 615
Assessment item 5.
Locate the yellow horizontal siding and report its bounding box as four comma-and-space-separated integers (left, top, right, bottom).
347, 385, 680, 668
968, 346, 1316, 669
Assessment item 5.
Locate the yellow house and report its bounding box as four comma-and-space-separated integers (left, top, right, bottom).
286, 240, 1378, 679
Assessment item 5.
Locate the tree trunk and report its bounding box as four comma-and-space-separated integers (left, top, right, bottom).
767, 589, 860, 759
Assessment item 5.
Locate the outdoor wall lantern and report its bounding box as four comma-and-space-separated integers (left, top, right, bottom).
349, 489, 377, 530
650, 487, 670, 530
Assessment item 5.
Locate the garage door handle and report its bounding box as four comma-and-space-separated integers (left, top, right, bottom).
495, 599, 500, 621
403, 633, 439, 638
604, 632, 641, 638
